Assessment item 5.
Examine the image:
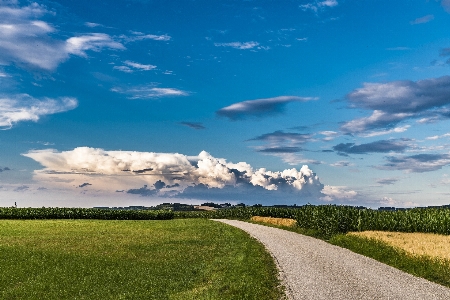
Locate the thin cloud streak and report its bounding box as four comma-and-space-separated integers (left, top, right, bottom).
217, 96, 317, 120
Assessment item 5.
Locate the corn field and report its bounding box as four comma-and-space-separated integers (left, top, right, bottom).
3, 205, 450, 236
175, 205, 450, 236
0, 207, 174, 220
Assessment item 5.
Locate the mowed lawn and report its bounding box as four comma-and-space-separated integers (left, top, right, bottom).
0, 219, 283, 300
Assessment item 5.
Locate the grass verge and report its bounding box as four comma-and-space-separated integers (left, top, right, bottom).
0, 219, 284, 300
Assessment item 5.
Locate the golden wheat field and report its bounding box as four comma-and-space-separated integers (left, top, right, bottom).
250, 216, 297, 227
348, 231, 450, 261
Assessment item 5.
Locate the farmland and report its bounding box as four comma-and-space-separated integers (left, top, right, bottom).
0, 219, 283, 300
2, 204, 450, 296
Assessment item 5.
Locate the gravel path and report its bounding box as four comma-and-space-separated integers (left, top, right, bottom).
213, 219, 450, 300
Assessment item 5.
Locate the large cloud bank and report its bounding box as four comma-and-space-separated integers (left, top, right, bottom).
23, 147, 325, 203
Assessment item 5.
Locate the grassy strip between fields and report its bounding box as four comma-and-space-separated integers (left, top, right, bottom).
0, 219, 284, 300
249, 217, 450, 289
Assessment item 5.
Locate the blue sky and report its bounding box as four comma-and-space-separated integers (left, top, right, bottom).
2, 0, 450, 208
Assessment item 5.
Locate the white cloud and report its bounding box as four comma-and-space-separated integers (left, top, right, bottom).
319, 0, 338, 7
426, 133, 450, 140
410, 14, 434, 25
22, 147, 324, 198
379, 197, 418, 208
442, 0, 450, 13
300, 0, 338, 12
214, 41, 260, 50
320, 185, 357, 201
330, 160, 353, 167
0, 94, 77, 129
113, 66, 133, 73
84, 22, 101, 28
124, 60, 156, 71
360, 125, 410, 138
0, 2, 125, 70
112, 86, 189, 99
65, 33, 125, 57
124, 32, 171, 42
268, 152, 322, 166
114, 60, 157, 73
319, 131, 339, 141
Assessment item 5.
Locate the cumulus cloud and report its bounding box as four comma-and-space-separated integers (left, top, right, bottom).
214, 41, 260, 50
0, 2, 125, 71
378, 153, 450, 173
180, 122, 205, 130
320, 185, 357, 202
0, 94, 77, 129
341, 76, 450, 134
333, 139, 408, 155
217, 96, 317, 120
22, 147, 325, 202
111, 85, 189, 99
410, 14, 434, 25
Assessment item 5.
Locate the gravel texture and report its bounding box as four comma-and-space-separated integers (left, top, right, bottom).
213, 219, 450, 300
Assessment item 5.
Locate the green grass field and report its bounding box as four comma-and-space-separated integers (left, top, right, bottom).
0, 219, 283, 300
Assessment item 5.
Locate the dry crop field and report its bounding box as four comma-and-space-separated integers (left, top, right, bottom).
349, 231, 450, 261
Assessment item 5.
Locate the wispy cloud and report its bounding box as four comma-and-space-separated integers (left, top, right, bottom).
123, 32, 171, 42
248, 130, 319, 165
0, 94, 77, 129
0, 2, 125, 71
341, 76, 450, 134
300, 0, 338, 12
410, 14, 434, 25
386, 47, 410, 51
180, 122, 205, 130
376, 178, 399, 185
114, 60, 157, 73
248, 131, 314, 145
65, 33, 125, 57
214, 41, 260, 50
378, 153, 450, 173
333, 139, 408, 155
426, 133, 450, 140
111, 85, 189, 99
217, 96, 317, 120
330, 160, 352, 167
360, 125, 410, 138
442, 0, 450, 13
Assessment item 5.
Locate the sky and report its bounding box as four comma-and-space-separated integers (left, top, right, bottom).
2, 0, 450, 208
